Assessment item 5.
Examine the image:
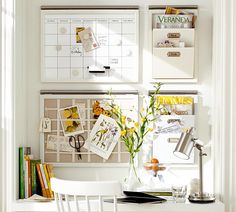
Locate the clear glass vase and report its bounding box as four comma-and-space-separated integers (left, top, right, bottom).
123, 157, 142, 191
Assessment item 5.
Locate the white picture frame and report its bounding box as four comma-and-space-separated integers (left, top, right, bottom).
58, 105, 84, 136
85, 114, 120, 160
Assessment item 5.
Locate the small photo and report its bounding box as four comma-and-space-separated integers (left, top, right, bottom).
85, 114, 120, 160
76, 27, 85, 43
92, 100, 112, 119
58, 105, 84, 136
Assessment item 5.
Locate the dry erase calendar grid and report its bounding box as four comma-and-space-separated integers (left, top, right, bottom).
40, 93, 139, 166
41, 10, 139, 82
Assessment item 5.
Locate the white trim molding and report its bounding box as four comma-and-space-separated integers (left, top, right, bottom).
213, 0, 236, 211
0, 0, 15, 211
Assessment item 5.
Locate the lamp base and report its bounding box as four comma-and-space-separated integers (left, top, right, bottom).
189, 193, 216, 203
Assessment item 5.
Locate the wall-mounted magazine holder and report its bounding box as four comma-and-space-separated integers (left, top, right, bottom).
149, 90, 198, 165
149, 6, 198, 83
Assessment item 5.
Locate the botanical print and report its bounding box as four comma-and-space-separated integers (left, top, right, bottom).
58, 105, 84, 136
85, 114, 120, 160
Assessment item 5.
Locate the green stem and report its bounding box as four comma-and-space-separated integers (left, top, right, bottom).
130, 156, 141, 183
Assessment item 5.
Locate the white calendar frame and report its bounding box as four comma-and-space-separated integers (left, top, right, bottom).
41, 8, 139, 83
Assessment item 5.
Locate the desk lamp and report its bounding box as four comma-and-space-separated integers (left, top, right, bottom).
173, 127, 215, 203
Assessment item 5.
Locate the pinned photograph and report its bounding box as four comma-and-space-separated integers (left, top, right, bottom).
92, 100, 112, 119
76, 27, 85, 43
58, 105, 84, 136
78, 27, 100, 52
85, 114, 120, 160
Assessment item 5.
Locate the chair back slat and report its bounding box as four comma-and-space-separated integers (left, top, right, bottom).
51, 177, 122, 212
86, 196, 91, 212
99, 196, 103, 212
113, 196, 117, 212
65, 194, 71, 212
74, 195, 79, 212
54, 193, 61, 212
59, 193, 65, 212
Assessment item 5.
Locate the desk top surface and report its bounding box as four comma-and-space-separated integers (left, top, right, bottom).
13, 199, 224, 212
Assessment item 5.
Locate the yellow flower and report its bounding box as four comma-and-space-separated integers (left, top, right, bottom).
141, 118, 146, 123
148, 128, 154, 132
121, 116, 126, 124
134, 122, 139, 128
112, 105, 119, 113
141, 107, 145, 112
129, 127, 135, 134
112, 108, 117, 113
120, 130, 127, 136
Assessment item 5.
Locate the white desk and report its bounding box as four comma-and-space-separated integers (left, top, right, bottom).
12, 199, 224, 212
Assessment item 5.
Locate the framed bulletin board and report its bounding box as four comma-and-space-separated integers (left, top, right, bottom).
39, 90, 139, 167
41, 6, 139, 83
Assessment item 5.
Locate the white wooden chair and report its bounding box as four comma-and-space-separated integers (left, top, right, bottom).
51, 177, 122, 212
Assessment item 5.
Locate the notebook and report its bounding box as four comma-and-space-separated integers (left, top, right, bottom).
105, 191, 167, 204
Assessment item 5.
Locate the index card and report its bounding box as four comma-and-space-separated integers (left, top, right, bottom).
47, 135, 73, 152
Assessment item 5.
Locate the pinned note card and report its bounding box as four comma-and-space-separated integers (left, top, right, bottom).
47, 135, 73, 152
78, 27, 100, 52
39, 118, 51, 132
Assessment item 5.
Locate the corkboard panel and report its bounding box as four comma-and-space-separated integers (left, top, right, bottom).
40, 92, 138, 166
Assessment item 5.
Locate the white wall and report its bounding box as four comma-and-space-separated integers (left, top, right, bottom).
15, 0, 213, 198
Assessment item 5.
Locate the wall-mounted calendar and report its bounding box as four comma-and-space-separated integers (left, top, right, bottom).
41, 7, 139, 83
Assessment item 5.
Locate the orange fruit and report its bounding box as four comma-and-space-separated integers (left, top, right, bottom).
151, 158, 159, 164
152, 165, 159, 171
